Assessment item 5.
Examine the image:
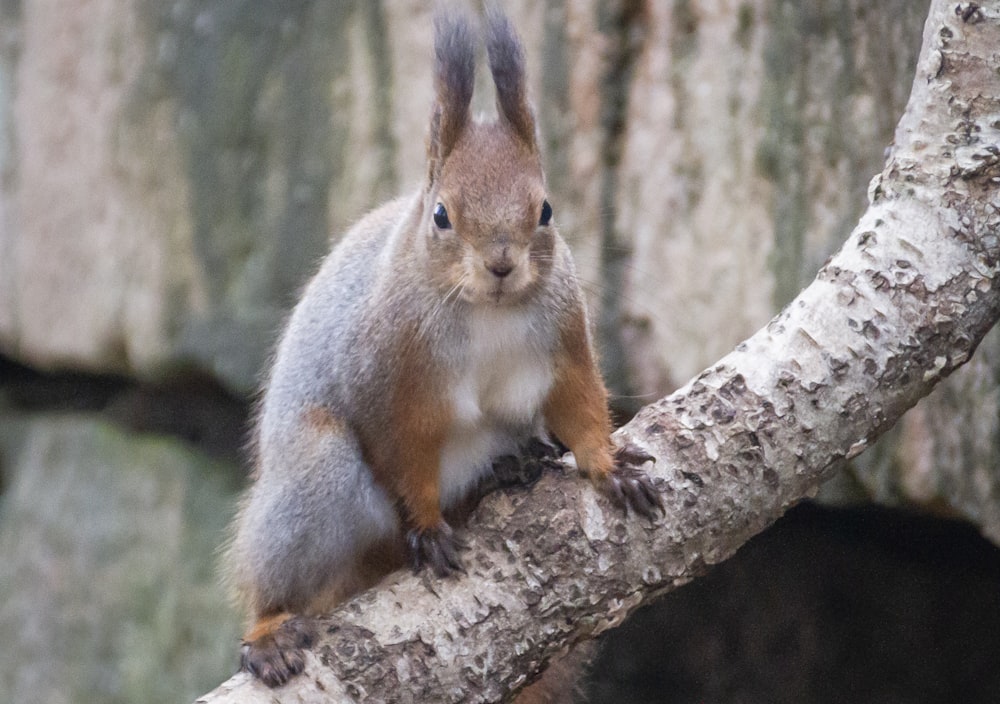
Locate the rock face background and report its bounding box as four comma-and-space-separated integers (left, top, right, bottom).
2, 1, 998, 702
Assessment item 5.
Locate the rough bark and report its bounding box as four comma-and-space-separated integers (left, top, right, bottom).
196, 1, 1000, 702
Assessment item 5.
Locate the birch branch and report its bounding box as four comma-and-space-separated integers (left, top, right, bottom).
197, 1, 1000, 701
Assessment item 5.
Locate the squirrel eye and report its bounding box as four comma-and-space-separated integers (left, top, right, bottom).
539, 199, 553, 227
433, 202, 451, 229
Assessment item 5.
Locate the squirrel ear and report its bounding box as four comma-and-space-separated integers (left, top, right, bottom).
485, 5, 537, 152
428, 11, 476, 180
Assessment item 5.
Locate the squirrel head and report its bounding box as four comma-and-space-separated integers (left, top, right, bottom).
422, 7, 556, 306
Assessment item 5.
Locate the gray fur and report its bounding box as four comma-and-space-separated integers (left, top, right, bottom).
229, 199, 411, 611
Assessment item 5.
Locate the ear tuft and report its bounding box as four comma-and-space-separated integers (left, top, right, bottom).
484, 5, 537, 151
428, 11, 476, 178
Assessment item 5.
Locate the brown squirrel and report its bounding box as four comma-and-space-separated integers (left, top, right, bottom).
225, 6, 662, 689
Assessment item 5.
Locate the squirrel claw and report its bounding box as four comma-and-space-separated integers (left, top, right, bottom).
613, 441, 656, 468
600, 465, 664, 520
240, 616, 316, 688
600, 444, 663, 520
406, 522, 466, 577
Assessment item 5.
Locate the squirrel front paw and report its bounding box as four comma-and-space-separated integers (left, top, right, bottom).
491, 437, 563, 488
595, 442, 663, 520
406, 521, 466, 577
240, 615, 316, 688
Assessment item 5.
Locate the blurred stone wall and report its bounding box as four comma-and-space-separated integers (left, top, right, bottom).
6, 1, 997, 702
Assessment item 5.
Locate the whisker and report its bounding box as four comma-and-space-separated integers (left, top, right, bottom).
575, 278, 669, 328
403, 274, 470, 363
608, 390, 663, 403
433, 274, 469, 321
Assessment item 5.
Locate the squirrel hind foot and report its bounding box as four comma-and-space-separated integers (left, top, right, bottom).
240, 614, 316, 688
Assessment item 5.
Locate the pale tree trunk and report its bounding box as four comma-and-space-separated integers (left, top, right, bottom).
608, 0, 931, 403
196, 1, 1000, 701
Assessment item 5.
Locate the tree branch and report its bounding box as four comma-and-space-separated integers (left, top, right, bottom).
196, 1, 1000, 701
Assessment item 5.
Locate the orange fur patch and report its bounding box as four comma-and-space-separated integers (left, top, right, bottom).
356, 323, 453, 532
543, 310, 614, 479
243, 611, 293, 644
302, 405, 346, 434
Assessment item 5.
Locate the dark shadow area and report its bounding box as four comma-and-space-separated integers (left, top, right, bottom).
588, 501, 1000, 704
0, 354, 251, 464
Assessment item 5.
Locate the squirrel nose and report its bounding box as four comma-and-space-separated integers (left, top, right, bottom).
487, 261, 514, 279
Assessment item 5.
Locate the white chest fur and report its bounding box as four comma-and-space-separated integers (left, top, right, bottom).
439, 306, 555, 506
